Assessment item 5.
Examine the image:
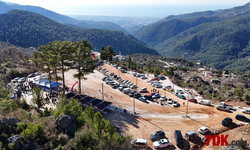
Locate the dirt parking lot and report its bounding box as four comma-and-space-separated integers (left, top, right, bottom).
64, 64, 249, 149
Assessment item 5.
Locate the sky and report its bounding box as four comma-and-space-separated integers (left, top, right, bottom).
2, 0, 250, 17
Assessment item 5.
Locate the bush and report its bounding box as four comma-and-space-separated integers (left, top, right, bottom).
21, 98, 29, 109
20, 123, 44, 141
17, 122, 26, 133
53, 111, 61, 119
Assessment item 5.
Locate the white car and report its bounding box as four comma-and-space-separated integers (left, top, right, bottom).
167, 98, 173, 104
155, 84, 162, 88
184, 89, 190, 93
160, 96, 166, 101
131, 138, 148, 149
198, 126, 209, 135
153, 138, 172, 149
243, 109, 250, 114
34, 71, 41, 76
173, 101, 178, 107
12, 77, 19, 82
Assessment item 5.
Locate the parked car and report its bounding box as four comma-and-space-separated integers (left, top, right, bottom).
155, 84, 162, 88
185, 131, 199, 141
167, 98, 173, 104
113, 75, 117, 78
217, 105, 231, 112
153, 138, 172, 149
102, 76, 108, 81
130, 85, 138, 89
141, 76, 147, 79
184, 89, 189, 93
174, 130, 184, 148
148, 92, 156, 97
131, 138, 148, 149
160, 96, 166, 101
198, 126, 210, 135
134, 93, 141, 98
172, 91, 178, 95
242, 109, 250, 114
149, 130, 165, 141
235, 114, 250, 122
118, 85, 127, 91
166, 88, 174, 92
139, 96, 147, 102
177, 90, 184, 94
198, 100, 211, 106
188, 99, 197, 103
27, 73, 35, 78
12, 77, 19, 82
173, 101, 178, 107
152, 93, 161, 99
157, 75, 166, 80
129, 90, 136, 97
121, 69, 127, 73
144, 95, 152, 100
221, 117, 233, 126
150, 78, 160, 82
177, 95, 186, 99
163, 85, 172, 90
34, 71, 41, 76
139, 87, 147, 93
123, 88, 131, 94
18, 77, 26, 83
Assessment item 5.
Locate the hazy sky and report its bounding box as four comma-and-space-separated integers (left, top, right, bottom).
2, 0, 250, 17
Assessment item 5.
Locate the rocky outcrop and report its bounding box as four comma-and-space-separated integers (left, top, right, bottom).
7, 134, 22, 150
55, 114, 77, 136
2, 117, 18, 126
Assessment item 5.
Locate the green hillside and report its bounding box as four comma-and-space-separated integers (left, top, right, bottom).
154, 16, 250, 71
0, 10, 159, 55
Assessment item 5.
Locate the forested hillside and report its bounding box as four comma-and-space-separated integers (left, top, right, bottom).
0, 10, 159, 56
154, 16, 250, 72
0, 1, 127, 32
133, 2, 250, 71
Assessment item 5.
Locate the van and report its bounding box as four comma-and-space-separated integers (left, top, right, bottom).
174, 130, 184, 148
123, 88, 131, 94
198, 100, 211, 106
185, 131, 199, 141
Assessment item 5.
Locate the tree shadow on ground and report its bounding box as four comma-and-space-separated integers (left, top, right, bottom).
103, 109, 140, 133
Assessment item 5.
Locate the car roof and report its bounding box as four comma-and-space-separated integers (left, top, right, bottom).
136, 138, 147, 143
186, 131, 198, 135
199, 126, 209, 130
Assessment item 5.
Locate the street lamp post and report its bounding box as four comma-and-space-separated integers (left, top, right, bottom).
185, 92, 190, 117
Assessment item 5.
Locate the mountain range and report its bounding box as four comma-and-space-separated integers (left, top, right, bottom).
0, 1, 127, 32
133, 2, 250, 72
0, 10, 159, 56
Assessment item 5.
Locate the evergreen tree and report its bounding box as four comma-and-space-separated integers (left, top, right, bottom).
31, 86, 44, 112
128, 56, 131, 69
72, 40, 96, 94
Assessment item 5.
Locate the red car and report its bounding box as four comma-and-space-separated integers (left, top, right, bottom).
188, 99, 197, 103
148, 92, 156, 97
150, 78, 159, 82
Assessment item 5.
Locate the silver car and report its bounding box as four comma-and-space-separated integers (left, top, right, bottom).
243, 109, 250, 114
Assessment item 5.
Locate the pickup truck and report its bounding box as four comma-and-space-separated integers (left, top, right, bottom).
216, 105, 231, 112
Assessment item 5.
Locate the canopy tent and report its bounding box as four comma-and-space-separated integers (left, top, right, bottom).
34, 79, 62, 90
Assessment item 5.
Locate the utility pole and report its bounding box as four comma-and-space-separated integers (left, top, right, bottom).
212, 85, 214, 104
102, 83, 104, 101
186, 92, 190, 117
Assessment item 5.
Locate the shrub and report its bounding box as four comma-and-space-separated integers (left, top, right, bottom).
53, 111, 61, 119
17, 122, 26, 133
20, 123, 44, 141
21, 98, 29, 110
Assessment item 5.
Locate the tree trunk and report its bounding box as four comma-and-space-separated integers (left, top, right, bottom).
62, 62, 65, 95
49, 71, 52, 94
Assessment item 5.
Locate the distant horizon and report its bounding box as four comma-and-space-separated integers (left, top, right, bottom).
2, 0, 250, 17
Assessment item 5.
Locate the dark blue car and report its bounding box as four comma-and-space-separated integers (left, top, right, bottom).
235, 114, 250, 122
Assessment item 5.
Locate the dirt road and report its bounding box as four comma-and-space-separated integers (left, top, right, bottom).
64, 64, 247, 149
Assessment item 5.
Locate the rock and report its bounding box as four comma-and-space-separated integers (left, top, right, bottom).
2, 117, 18, 126
55, 115, 77, 136
224, 92, 233, 98
8, 134, 22, 150
55, 115, 71, 129
0, 119, 9, 131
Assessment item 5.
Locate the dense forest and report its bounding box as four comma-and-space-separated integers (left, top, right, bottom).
133, 2, 250, 72
0, 10, 159, 56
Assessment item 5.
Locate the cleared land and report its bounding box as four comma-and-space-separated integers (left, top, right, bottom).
64, 64, 249, 149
